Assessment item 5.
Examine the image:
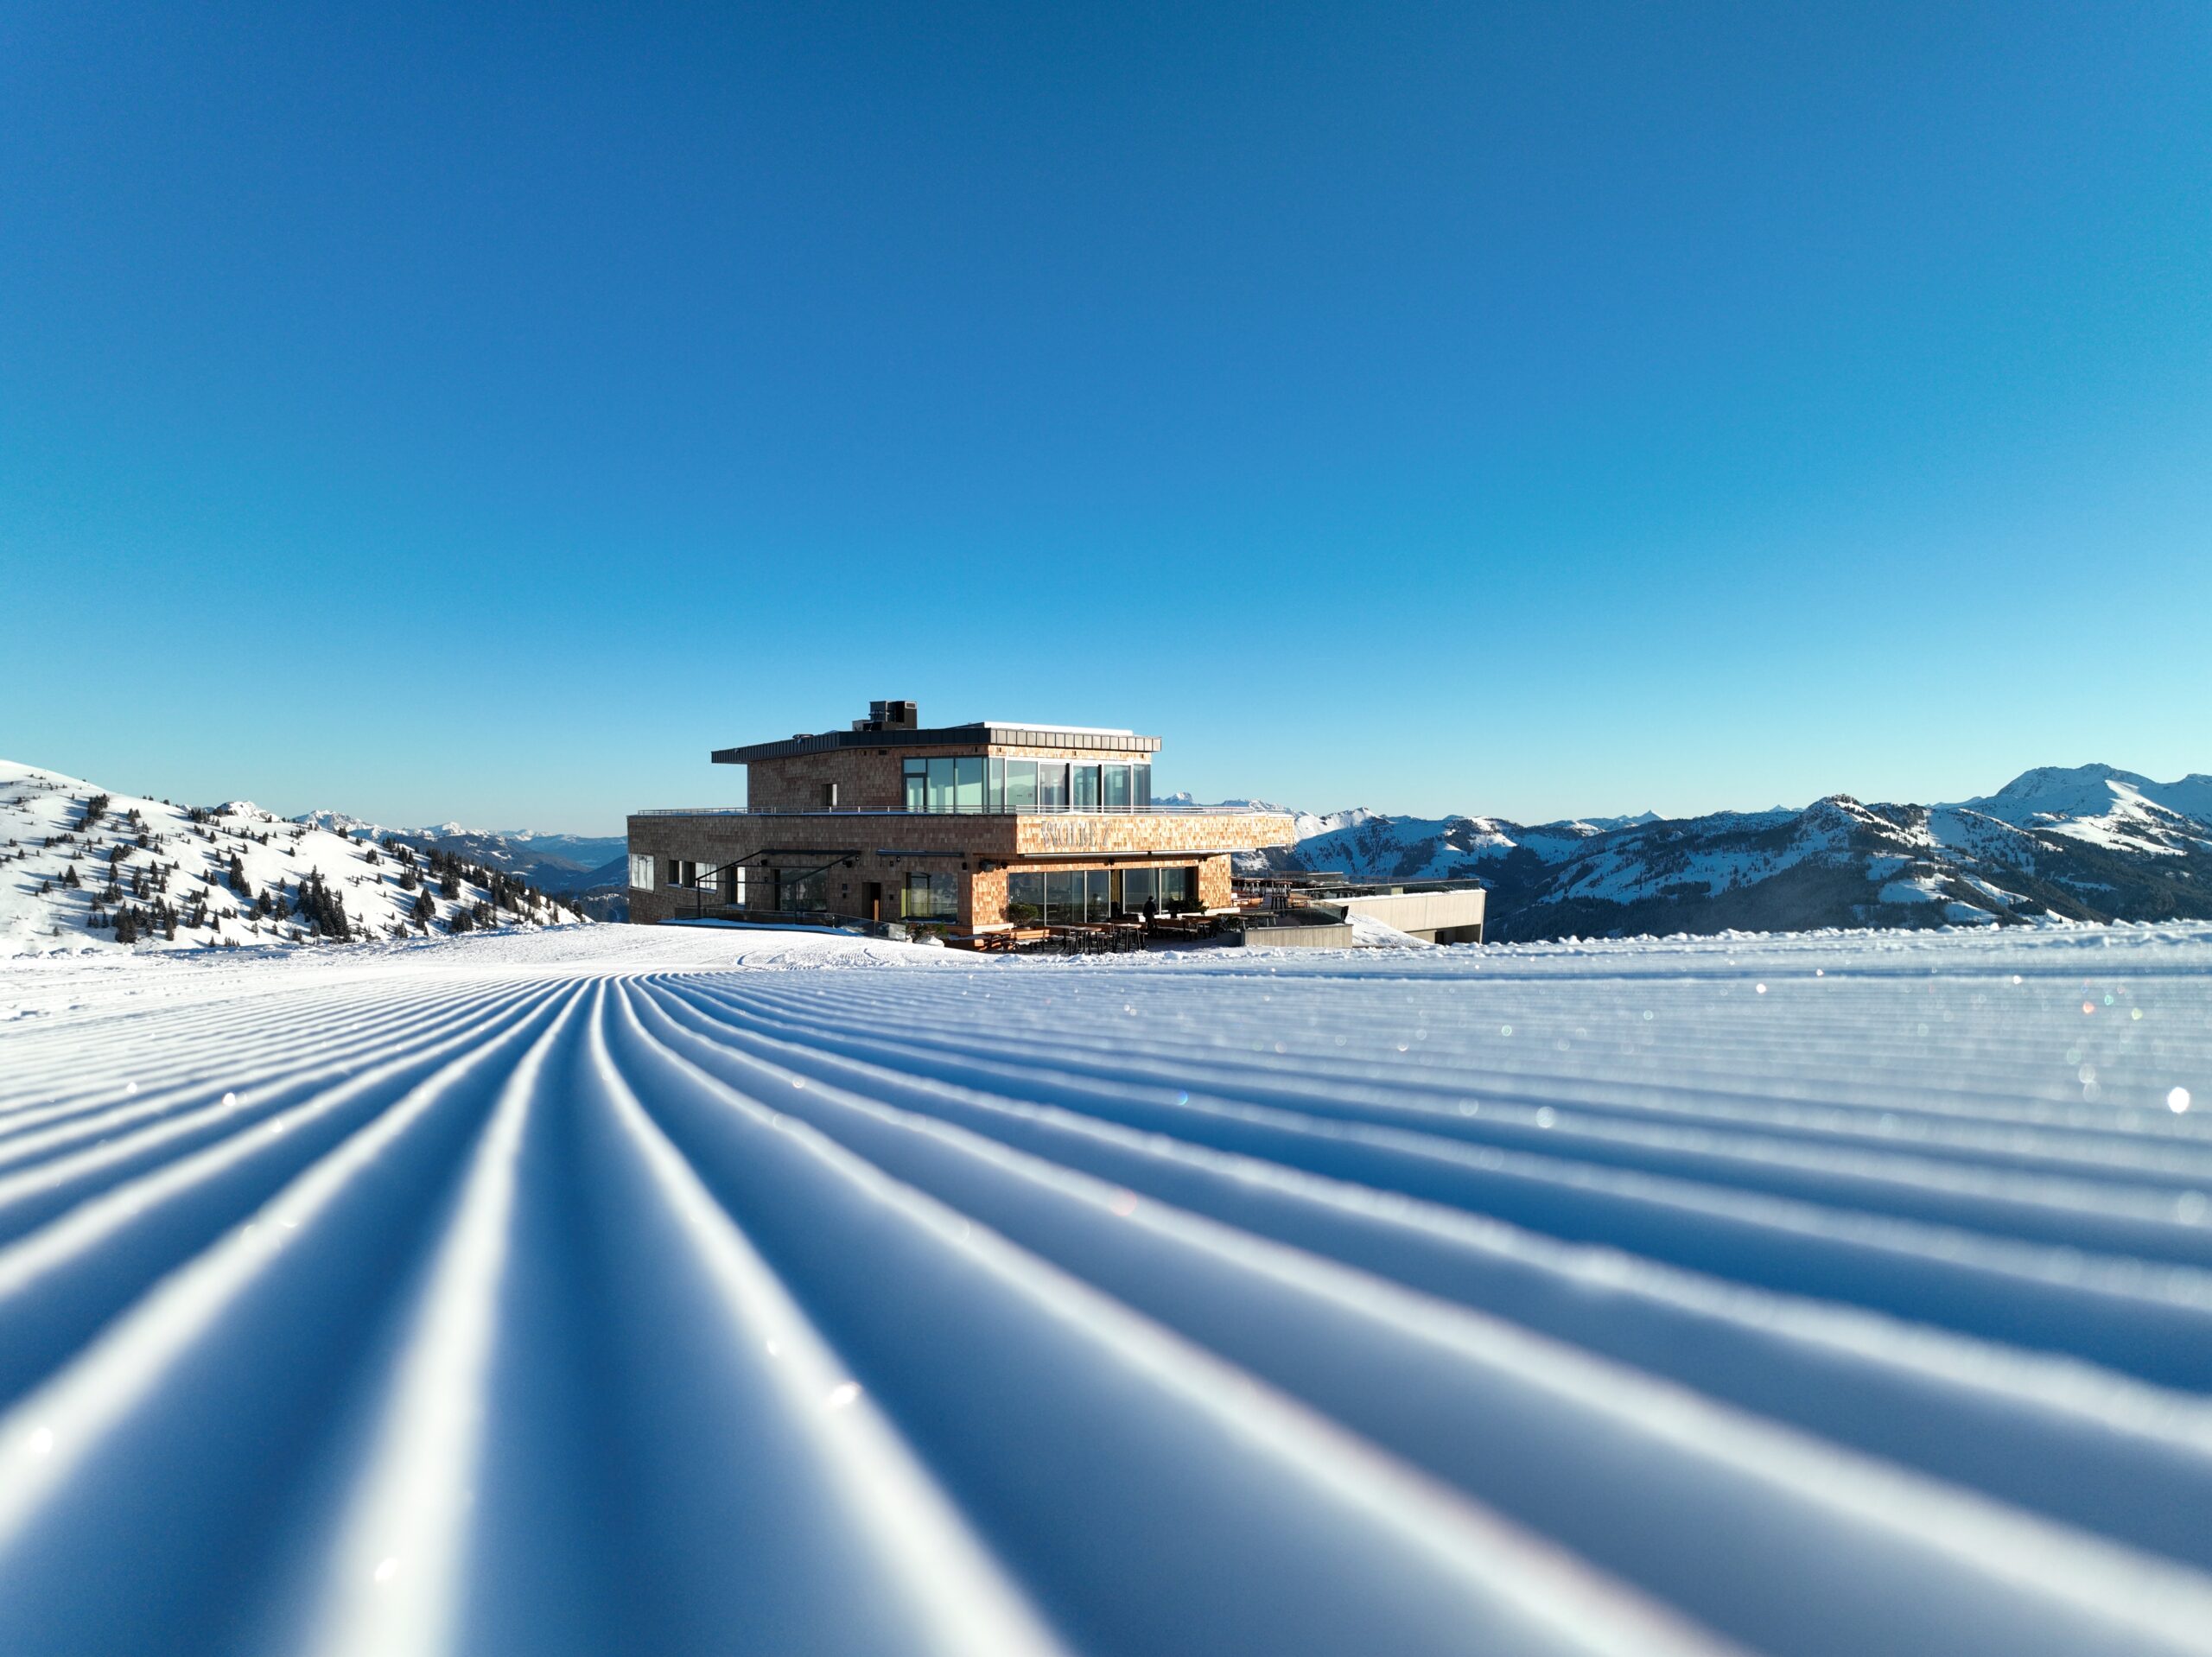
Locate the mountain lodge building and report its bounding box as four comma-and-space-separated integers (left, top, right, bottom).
626, 700, 1296, 937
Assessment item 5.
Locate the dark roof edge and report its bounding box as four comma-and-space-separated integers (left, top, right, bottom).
713, 724, 1163, 765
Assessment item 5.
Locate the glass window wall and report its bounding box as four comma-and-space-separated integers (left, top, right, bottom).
899, 753, 1155, 811
1004, 866, 1192, 922
775, 869, 827, 912
901, 872, 959, 921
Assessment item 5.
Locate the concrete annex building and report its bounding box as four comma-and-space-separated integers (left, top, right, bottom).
627, 700, 1296, 936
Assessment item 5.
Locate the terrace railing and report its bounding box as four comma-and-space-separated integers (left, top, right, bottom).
680, 904, 913, 940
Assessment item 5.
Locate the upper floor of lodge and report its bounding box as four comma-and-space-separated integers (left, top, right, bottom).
654, 699, 1273, 818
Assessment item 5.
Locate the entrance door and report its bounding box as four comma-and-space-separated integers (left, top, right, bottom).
862, 881, 883, 923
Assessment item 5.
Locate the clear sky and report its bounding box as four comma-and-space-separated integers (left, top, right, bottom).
3, 3, 2208, 834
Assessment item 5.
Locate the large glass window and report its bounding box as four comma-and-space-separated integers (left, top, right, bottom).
993, 756, 1154, 811
902, 753, 1156, 814
1006, 867, 1148, 921
1005, 870, 1045, 922
628, 854, 656, 891
672, 860, 729, 894
775, 869, 826, 912
901, 872, 958, 920
902, 755, 995, 812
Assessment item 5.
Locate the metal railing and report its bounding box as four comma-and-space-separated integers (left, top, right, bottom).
674, 905, 913, 940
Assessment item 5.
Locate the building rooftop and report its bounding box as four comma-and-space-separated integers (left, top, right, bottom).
714, 712, 1161, 765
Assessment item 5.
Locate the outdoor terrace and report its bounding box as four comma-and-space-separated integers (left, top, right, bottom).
632, 803, 1280, 816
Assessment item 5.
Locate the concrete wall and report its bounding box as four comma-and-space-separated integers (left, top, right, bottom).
1329, 887, 1486, 941
1236, 919, 1356, 949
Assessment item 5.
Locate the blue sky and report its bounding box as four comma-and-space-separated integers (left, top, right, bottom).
3, 3, 2208, 833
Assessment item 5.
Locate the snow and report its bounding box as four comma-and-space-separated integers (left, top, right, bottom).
0, 760, 587, 955
1878, 876, 1945, 905
2, 919, 2211, 1653
1945, 766, 2212, 858
1342, 909, 1438, 948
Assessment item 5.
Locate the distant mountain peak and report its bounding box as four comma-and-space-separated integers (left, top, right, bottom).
1241, 762, 2212, 942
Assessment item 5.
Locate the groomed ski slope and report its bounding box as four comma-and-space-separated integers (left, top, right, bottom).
1, 923, 2210, 1656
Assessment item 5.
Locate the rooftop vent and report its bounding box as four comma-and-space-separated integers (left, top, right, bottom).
853, 698, 919, 733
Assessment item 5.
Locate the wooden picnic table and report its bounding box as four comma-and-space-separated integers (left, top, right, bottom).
1149, 913, 1221, 938
1046, 922, 1147, 954
951, 928, 1035, 952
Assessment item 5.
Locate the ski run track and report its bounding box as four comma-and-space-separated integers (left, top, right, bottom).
2, 920, 2210, 1657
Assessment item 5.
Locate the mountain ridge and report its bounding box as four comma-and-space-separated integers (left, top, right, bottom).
1244, 764, 2212, 940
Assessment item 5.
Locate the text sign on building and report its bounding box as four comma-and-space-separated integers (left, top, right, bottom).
1028, 817, 1108, 852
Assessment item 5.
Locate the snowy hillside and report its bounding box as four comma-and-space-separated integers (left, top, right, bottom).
296, 811, 629, 921
1, 761, 587, 955
292, 810, 624, 895
1, 923, 2210, 1654
1257, 764, 2212, 941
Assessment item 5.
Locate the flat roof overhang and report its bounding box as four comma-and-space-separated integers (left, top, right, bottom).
713, 722, 1163, 765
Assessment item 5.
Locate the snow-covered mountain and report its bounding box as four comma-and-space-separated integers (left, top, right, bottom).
1250, 764, 2212, 941
1950, 764, 2212, 854
1, 760, 589, 955
289, 810, 629, 917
